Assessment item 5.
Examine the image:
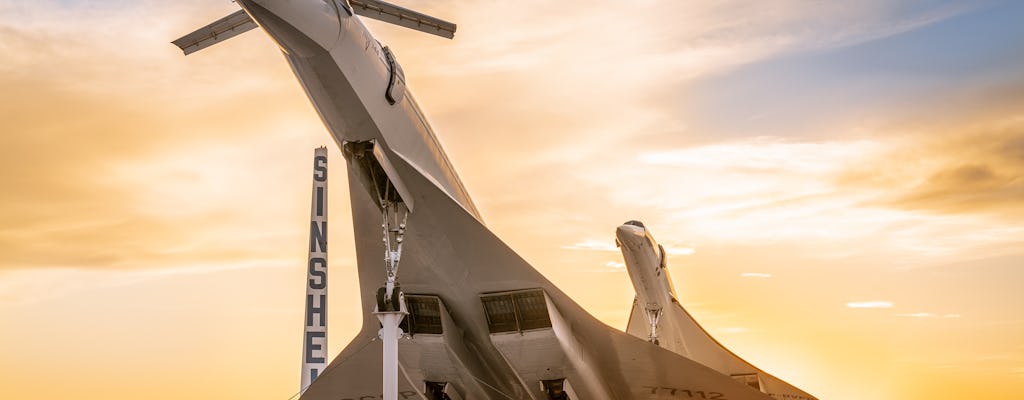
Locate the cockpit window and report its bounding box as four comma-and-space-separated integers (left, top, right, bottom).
624, 220, 645, 228
658, 244, 667, 270
382, 46, 406, 105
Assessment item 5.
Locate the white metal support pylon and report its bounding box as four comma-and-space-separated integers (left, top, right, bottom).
375, 296, 407, 400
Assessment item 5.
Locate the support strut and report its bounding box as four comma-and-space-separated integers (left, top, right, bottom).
375, 295, 407, 400
376, 196, 409, 400
645, 306, 663, 346
380, 199, 408, 305
364, 144, 411, 400
343, 140, 414, 400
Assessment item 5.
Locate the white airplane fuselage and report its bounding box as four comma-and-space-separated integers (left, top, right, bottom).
617, 222, 817, 399
616, 222, 686, 350
198, 2, 819, 399
236, 0, 480, 217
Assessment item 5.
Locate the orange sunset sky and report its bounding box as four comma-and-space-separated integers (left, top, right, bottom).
1, 1, 1023, 399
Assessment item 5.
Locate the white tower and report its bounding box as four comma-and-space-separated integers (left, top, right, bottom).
301, 146, 329, 393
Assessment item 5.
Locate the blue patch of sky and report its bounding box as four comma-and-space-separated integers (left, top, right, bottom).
683, 0, 1024, 139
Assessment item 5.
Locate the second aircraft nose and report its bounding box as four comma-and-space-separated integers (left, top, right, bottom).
616, 221, 647, 247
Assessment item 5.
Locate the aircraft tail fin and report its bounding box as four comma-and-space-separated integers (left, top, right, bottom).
172, 9, 257, 55
350, 0, 456, 39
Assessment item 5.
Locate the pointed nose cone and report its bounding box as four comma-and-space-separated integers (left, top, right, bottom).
616, 221, 647, 248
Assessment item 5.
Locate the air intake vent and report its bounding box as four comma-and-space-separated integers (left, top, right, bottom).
400, 295, 443, 335
481, 289, 552, 333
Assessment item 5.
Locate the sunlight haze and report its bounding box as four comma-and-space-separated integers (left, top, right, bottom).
1, 1, 1022, 399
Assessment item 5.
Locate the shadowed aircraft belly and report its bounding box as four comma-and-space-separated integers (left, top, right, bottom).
299, 142, 788, 400
175, 2, 818, 399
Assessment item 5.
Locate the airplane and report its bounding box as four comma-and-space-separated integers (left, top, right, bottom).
172, 1, 819, 399
617, 221, 816, 398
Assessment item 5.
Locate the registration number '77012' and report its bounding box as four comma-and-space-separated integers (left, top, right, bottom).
642, 386, 728, 399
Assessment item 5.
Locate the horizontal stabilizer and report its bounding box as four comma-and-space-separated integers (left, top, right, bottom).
351, 0, 456, 39
172, 9, 257, 55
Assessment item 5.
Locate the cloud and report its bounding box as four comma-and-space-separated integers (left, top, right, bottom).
530, 126, 1024, 268
639, 137, 880, 174
847, 301, 894, 309
0, 3, 1019, 400
840, 118, 1024, 218
664, 245, 697, 256
564, 240, 692, 255
374, 0, 971, 175
740, 272, 773, 278
895, 312, 964, 319
0, 0, 332, 272
605, 261, 625, 269
563, 240, 619, 252
0, 261, 290, 306
896, 312, 935, 318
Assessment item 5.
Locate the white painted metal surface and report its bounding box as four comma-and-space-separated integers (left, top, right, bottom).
171, 9, 257, 55
174, 2, 819, 399
375, 301, 407, 400
620, 221, 817, 399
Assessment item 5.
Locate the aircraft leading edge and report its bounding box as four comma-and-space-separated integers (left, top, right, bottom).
173, 1, 818, 399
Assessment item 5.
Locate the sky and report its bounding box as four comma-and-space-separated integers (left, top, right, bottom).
1, 0, 1023, 399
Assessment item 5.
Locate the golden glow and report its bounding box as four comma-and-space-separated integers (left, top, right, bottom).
2, 1, 1023, 400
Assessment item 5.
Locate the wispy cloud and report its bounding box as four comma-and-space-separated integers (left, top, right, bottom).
0, 2, 1019, 400
847, 301, 894, 309
843, 120, 1024, 218
605, 261, 625, 269
564, 241, 693, 255
664, 245, 696, 256
563, 240, 618, 252
0, 261, 292, 307
740, 272, 773, 278
895, 312, 963, 319
639, 137, 880, 174
896, 312, 935, 318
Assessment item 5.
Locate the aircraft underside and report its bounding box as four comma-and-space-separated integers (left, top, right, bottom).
171, 1, 819, 399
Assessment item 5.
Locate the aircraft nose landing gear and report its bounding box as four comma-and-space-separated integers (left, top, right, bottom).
646, 305, 663, 346
376, 285, 404, 312
375, 201, 410, 400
